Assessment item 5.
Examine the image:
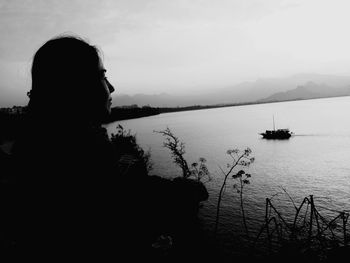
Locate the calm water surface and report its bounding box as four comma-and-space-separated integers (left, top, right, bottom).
106, 96, 350, 249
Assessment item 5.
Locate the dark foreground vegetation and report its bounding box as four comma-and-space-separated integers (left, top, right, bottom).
254, 195, 350, 262
0, 122, 215, 260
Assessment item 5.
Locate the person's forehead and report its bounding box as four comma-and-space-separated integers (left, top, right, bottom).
98, 60, 106, 71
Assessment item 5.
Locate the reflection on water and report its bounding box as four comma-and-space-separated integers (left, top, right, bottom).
106, 96, 350, 253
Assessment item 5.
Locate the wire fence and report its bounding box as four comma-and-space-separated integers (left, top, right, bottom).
253, 195, 349, 259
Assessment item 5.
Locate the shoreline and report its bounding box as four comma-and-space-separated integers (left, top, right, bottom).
107, 94, 350, 122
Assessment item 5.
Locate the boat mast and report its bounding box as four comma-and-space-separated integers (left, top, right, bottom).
273, 115, 275, 131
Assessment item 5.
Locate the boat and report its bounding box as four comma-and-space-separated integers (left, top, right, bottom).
260, 116, 293, 139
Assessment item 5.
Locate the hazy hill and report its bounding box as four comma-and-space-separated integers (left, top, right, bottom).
258, 82, 350, 103
112, 73, 350, 107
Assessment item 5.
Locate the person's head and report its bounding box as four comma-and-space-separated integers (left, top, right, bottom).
28, 35, 114, 124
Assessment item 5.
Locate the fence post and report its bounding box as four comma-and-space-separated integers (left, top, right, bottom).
308, 195, 314, 243
265, 198, 272, 253
342, 212, 349, 246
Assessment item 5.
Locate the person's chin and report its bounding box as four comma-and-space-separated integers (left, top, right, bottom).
98, 110, 111, 124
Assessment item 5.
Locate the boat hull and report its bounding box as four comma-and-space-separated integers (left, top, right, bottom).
260, 133, 291, 139
259, 129, 292, 139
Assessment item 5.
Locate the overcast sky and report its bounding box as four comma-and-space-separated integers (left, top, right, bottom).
2, 0, 350, 106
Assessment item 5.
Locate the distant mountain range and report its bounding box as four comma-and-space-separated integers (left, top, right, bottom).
257, 81, 350, 103
113, 73, 350, 107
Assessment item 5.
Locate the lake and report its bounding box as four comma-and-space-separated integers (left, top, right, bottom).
105, 96, 350, 253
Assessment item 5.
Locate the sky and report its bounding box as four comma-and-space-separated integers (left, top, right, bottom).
2, 0, 350, 106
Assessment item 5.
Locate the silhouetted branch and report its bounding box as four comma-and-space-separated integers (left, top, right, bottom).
154, 127, 210, 183
215, 148, 254, 236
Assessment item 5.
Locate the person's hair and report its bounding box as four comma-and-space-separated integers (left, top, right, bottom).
27, 35, 103, 123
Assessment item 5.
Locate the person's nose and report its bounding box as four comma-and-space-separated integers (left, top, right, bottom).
107, 79, 115, 93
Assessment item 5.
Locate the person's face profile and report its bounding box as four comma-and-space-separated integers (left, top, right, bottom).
97, 61, 115, 116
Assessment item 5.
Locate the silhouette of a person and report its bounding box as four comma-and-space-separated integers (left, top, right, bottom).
7, 35, 133, 259
3, 35, 201, 261
14, 35, 115, 175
